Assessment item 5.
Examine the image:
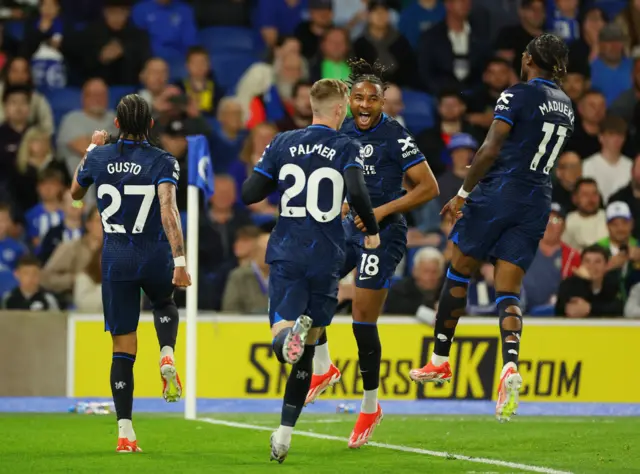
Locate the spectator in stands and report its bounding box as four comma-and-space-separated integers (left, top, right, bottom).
609, 155, 640, 239
569, 6, 607, 71
25, 168, 64, 249
385, 247, 444, 319
138, 57, 169, 113
153, 85, 211, 136
236, 36, 308, 121
0, 86, 34, 193
417, 0, 490, 94
1, 255, 58, 310
383, 83, 405, 127
209, 97, 247, 174
552, 151, 582, 213
524, 203, 581, 311
60, 0, 102, 24
556, 244, 623, 317
563, 65, 589, 106
591, 23, 632, 106
333, 0, 400, 40
41, 206, 102, 306
0, 57, 54, 134
157, 119, 188, 210
222, 233, 270, 313
73, 244, 102, 313
609, 57, 640, 123
563, 177, 608, 250
258, 0, 307, 49
231, 122, 279, 216
583, 115, 632, 204
38, 191, 83, 265
615, 0, 640, 57
598, 201, 637, 268
547, 0, 580, 43
21, 0, 67, 90
624, 281, 640, 317
245, 52, 304, 129
436, 133, 476, 206
566, 90, 606, 159
199, 175, 252, 281
177, 46, 223, 117
0, 203, 26, 271
465, 57, 513, 132
64, 0, 151, 85
494, 0, 545, 73
56, 78, 117, 177
295, 0, 334, 60
132, 0, 197, 64
416, 89, 482, 177
399, 0, 445, 49
309, 27, 351, 82
276, 80, 312, 132
14, 127, 68, 213
233, 225, 262, 267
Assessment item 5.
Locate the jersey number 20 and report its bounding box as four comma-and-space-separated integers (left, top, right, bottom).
279, 164, 344, 222
530, 122, 568, 174
98, 184, 155, 234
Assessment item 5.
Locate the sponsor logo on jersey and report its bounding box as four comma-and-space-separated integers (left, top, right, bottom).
398, 136, 420, 159
361, 144, 374, 158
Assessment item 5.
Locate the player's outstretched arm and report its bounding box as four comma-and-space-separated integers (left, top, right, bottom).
158, 182, 191, 288
461, 120, 511, 193
344, 166, 379, 238
241, 171, 277, 205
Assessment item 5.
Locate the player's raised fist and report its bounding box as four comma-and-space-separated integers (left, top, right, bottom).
91, 130, 109, 146
173, 267, 192, 288
364, 233, 380, 249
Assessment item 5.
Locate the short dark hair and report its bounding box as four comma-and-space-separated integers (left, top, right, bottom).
600, 115, 628, 136
0, 202, 11, 214
16, 254, 41, 269
581, 244, 609, 262
573, 177, 599, 195
581, 89, 605, 101
293, 80, 313, 99
525, 32, 569, 83
186, 46, 209, 61
437, 87, 463, 102
37, 168, 65, 184
486, 57, 512, 69
2, 84, 32, 104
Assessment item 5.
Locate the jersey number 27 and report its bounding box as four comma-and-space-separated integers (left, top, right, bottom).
98, 184, 154, 234
530, 122, 568, 175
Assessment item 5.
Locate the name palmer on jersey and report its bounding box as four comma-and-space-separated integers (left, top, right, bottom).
289, 142, 366, 167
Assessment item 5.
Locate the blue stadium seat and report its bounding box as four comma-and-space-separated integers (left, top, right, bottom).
44, 87, 82, 128
401, 89, 435, 135
0, 270, 17, 298
167, 56, 187, 82
210, 53, 258, 93
593, 0, 628, 18
199, 27, 256, 54
109, 85, 137, 110
4, 20, 25, 41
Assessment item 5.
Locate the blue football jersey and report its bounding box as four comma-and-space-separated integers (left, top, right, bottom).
254, 124, 364, 268
489, 78, 574, 192
77, 140, 179, 281
340, 114, 426, 208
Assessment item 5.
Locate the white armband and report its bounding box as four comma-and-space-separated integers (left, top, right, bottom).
457, 186, 470, 199
86, 144, 97, 152
174, 256, 186, 267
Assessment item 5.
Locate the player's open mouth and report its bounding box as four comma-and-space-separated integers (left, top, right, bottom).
358, 113, 372, 126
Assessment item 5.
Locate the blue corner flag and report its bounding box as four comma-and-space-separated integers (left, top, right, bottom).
187, 135, 214, 199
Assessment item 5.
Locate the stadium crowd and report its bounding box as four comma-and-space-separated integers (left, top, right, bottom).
0, 0, 639, 320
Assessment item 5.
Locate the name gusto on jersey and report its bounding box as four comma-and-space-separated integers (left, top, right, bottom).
107, 162, 143, 175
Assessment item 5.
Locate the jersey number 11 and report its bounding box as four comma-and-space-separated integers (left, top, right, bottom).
530, 122, 568, 175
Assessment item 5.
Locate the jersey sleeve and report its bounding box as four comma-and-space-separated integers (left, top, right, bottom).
253, 136, 279, 180
391, 126, 426, 172
341, 140, 365, 172
75, 149, 96, 188
157, 153, 180, 187
493, 85, 525, 127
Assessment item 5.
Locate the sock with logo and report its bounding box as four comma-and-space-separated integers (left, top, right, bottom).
111, 352, 135, 425
313, 331, 332, 375
352, 322, 381, 413
153, 299, 179, 351
280, 344, 316, 435
433, 267, 470, 360
497, 292, 522, 367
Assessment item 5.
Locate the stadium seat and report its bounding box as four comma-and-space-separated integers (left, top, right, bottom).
199, 27, 256, 54
593, 0, 628, 18
43, 87, 82, 128
109, 85, 137, 110
401, 89, 435, 135
0, 270, 18, 297
210, 53, 258, 93
4, 20, 25, 41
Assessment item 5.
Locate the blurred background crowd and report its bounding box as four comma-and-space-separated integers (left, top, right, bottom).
0, 0, 639, 323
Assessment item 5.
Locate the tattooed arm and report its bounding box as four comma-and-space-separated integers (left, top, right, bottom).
158, 182, 191, 287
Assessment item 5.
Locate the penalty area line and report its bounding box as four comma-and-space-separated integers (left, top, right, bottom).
197, 417, 572, 474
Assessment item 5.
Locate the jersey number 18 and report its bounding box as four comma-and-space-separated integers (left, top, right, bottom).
530, 122, 568, 175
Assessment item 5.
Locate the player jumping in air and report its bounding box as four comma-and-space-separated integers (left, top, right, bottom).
304, 59, 439, 448
409, 33, 573, 421
241, 79, 381, 463
70, 94, 191, 452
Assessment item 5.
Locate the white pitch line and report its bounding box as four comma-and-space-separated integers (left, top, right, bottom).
198, 417, 572, 474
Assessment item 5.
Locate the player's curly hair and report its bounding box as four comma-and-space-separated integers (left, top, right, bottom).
346, 58, 389, 90
526, 33, 569, 84
115, 94, 155, 152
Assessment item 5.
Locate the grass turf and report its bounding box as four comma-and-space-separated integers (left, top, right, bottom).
2, 413, 639, 473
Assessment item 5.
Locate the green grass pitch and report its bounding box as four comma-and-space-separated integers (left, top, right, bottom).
2, 413, 639, 473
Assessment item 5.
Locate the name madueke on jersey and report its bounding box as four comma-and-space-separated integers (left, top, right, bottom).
538, 100, 575, 124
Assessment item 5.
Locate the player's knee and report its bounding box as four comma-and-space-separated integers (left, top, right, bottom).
151, 297, 176, 313
112, 332, 137, 355
501, 315, 522, 332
